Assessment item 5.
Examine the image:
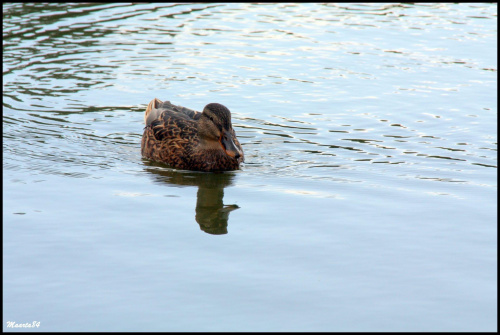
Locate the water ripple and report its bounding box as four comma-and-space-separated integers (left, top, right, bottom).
3, 2, 497, 192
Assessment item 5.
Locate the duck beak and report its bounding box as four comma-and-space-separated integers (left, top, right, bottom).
219, 130, 241, 159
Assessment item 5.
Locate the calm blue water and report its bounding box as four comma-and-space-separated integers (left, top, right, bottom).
3, 3, 497, 331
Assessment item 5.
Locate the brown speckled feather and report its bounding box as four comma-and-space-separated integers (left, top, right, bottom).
141, 99, 243, 172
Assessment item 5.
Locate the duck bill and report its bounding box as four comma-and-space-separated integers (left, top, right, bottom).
219, 130, 240, 158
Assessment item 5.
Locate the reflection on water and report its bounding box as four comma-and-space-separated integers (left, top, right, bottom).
142, 160, 239, 235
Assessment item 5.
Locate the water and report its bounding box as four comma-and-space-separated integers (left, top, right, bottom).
3, 3, 497, 331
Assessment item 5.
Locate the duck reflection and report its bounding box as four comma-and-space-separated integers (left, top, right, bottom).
142, 160, 239, 235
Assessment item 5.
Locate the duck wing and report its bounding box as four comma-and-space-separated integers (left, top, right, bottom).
149, 113, 197, 143
162, 100, 202, 121
145, 98, 201, 126
142, 98, 197, 145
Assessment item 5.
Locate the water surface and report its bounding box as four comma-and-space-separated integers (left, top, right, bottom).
3, 2, 497, 332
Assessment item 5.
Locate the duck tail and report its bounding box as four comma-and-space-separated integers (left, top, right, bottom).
144, 98, 163, 126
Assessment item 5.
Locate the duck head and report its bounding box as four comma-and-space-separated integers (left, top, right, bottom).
198, 103, 243, 160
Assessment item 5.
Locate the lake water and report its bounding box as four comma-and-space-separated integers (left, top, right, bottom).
3, 2, 497, 332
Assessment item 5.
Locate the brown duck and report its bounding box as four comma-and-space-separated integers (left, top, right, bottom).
141, 98, 244, 172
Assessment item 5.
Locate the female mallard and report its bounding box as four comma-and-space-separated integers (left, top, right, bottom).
141, 98, 244, 172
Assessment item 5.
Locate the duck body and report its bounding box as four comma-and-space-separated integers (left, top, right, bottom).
141, 98, 244, 172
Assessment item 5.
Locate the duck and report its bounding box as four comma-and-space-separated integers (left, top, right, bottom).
141, 98, 244, 172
